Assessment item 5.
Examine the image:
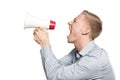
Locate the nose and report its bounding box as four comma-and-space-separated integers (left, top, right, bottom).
68, 21, 73, 25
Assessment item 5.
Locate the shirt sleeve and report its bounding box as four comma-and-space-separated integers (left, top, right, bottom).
40, 46, 101, 80
58, 48, 76, 66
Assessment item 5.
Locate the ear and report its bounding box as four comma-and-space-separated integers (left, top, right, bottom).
82, 28, 90, 35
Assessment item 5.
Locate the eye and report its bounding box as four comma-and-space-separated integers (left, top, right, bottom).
73, 19, 76, 22
74, 18, 78, 23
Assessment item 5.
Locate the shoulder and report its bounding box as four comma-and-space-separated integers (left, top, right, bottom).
77, 47, 104, 71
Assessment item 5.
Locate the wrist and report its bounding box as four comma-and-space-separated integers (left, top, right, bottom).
40, 41, 50, 48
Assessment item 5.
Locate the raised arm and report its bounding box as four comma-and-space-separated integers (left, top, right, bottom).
40, 46, 101, 80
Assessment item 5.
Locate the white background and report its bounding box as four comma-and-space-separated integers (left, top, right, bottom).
0, 0, 120, 80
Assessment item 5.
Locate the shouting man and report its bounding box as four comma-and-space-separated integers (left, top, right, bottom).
33, 10, 115, 80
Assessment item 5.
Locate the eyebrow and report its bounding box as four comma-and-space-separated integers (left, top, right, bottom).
73, 18, 77, 22
74, 18, 79, 23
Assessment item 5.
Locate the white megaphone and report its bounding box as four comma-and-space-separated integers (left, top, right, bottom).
24, 13, 56, 30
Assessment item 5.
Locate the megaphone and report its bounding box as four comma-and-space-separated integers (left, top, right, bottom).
24, 13, 56, 30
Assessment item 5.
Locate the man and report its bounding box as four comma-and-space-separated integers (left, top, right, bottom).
33, 10, 115, 80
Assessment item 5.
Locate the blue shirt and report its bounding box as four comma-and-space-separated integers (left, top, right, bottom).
40, 41, 115, 80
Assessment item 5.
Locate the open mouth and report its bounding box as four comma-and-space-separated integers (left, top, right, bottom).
70, 30, 72, 34
69, 26, 72, 34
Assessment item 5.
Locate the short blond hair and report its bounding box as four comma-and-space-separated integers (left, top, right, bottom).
82, 10, 102, 40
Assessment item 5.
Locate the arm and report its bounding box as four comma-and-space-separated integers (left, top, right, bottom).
33, 27, 76, 66
58, 48, 76, 66
40, 46, 101, 80
33, 28, 100, 80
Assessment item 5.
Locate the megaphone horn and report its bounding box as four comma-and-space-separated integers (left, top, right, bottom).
24, 13, 56, 30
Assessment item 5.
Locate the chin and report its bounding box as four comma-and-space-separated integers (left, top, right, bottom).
67, 39, 74, 43
67, 35, 74, 43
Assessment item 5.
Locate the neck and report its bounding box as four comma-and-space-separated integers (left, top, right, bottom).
74, 37, 92, 52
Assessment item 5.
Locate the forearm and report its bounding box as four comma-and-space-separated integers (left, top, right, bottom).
40, 46, 60, 79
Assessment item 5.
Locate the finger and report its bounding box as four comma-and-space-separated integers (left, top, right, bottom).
36, 27, 43, 32
33, 29, 41, 40
33, 29, 37, 35
35, 30, 41, 37
38, 27, 48, 33
40, 27, 48, 31
33, 31, 39, 39
33, 28, 38, 34
35, 27, 42, 32
34, 27, 41, 34
33, 30, 36, 35
36, 27, 40, 30
34, 32, 40, 39
35, 27, 39, 30
34, 37, 40, 44
36, 28, 44, 34
33, 33, 40, 42
33, 34, 37, 40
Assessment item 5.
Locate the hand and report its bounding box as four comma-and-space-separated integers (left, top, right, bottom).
33, 27, 50, 47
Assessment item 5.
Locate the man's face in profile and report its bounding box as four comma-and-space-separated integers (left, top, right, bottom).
67, 14, 89, 43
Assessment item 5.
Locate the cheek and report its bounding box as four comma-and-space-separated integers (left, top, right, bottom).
70, 29, 81, 40
72, 27, 81, 36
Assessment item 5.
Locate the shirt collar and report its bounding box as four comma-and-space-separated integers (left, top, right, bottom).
77, 40, 96, 57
